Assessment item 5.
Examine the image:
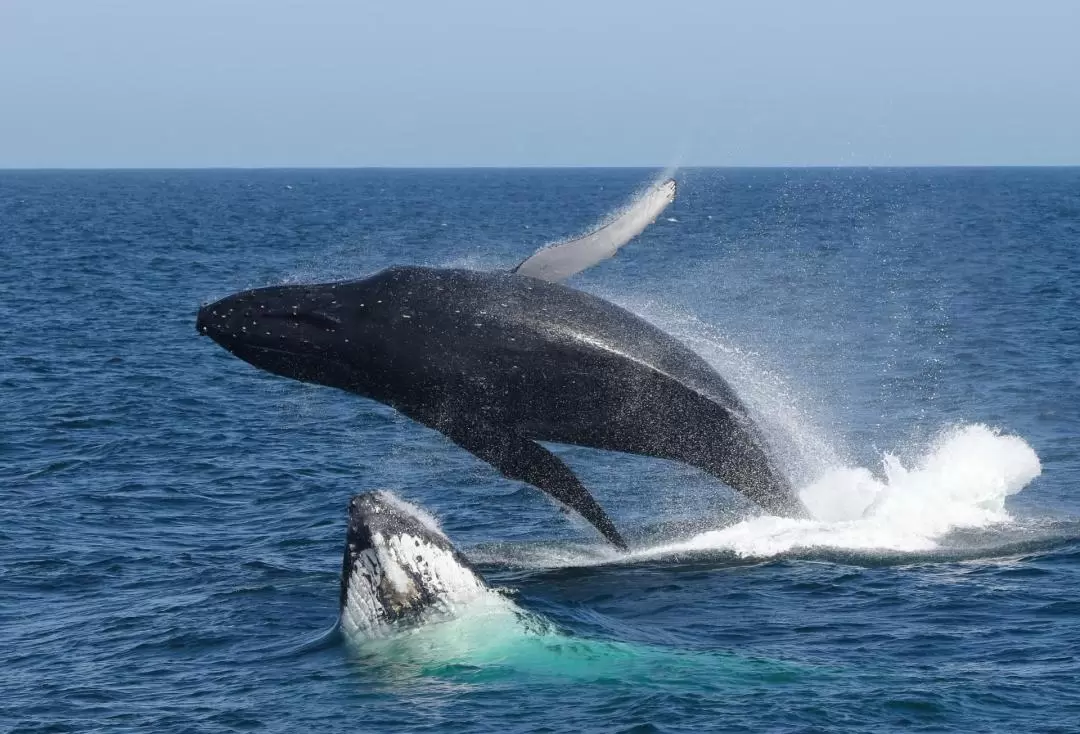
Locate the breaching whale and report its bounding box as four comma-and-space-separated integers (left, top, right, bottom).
197, 179, 807, 549
340, 491, 487, 640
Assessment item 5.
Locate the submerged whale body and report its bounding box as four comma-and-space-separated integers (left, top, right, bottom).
339, 491, 487, 639
197, 179, 807, 548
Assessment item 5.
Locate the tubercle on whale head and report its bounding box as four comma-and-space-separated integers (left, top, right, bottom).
339, 491, 487, 637
195, 279, 383, 387
345, 491, 452, 556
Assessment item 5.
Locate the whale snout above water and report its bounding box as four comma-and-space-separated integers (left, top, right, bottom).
197, 282, 377, 390
197, 284, 346, 354
340, 491, 486, 639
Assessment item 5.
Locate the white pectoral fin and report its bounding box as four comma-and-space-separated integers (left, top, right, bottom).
512, 178, 677, 282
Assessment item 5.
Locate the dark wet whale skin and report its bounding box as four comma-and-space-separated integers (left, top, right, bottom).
197, 265, 806, 548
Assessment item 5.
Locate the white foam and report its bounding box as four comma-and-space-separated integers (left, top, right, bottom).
560, 300, 1043, 561
644, 424, 1041, 558
376, 490, 447, 540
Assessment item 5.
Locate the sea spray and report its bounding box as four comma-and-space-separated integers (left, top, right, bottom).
648, 424, 1040, 558
604, 295, 841, 487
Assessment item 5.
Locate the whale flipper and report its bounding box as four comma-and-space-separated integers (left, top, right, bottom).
513, 179, 676, 283
444, 423, 628, 551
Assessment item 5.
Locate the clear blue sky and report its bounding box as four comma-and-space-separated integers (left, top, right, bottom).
1, 0, 1077, 167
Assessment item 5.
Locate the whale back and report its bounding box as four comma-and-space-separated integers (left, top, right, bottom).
358, 265, 751, 419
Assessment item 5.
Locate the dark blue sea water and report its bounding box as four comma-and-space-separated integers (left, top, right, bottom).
3, 168, 1080, 733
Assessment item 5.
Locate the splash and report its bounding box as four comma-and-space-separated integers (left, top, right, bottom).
603, 296, 842, 486
581, 300, 1043, 559
646, 424, 1041, 558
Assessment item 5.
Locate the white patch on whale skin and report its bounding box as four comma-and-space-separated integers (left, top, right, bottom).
340, 530, 486, 643
341, 547, 385, 640
514, 178, 677, 283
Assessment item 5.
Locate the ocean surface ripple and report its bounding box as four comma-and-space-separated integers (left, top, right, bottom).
3, 168, 1080, 732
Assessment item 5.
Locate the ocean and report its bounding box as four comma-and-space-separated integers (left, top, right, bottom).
2, 168, 1079, 732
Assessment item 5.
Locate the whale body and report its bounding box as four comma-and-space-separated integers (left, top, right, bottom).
197, 179, 807, 548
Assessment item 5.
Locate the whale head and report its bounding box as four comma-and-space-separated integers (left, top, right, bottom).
339, 491, 487, 641
196, 278, 383, 391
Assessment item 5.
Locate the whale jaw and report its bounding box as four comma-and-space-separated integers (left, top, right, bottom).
340, 492, 486, 641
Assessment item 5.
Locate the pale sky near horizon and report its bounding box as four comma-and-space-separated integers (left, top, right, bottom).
1, 0, 1077, 168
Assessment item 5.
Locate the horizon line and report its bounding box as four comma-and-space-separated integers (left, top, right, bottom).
2, 163, 1080, 172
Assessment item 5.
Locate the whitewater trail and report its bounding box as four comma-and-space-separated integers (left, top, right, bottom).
642, 424, 1041, 559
